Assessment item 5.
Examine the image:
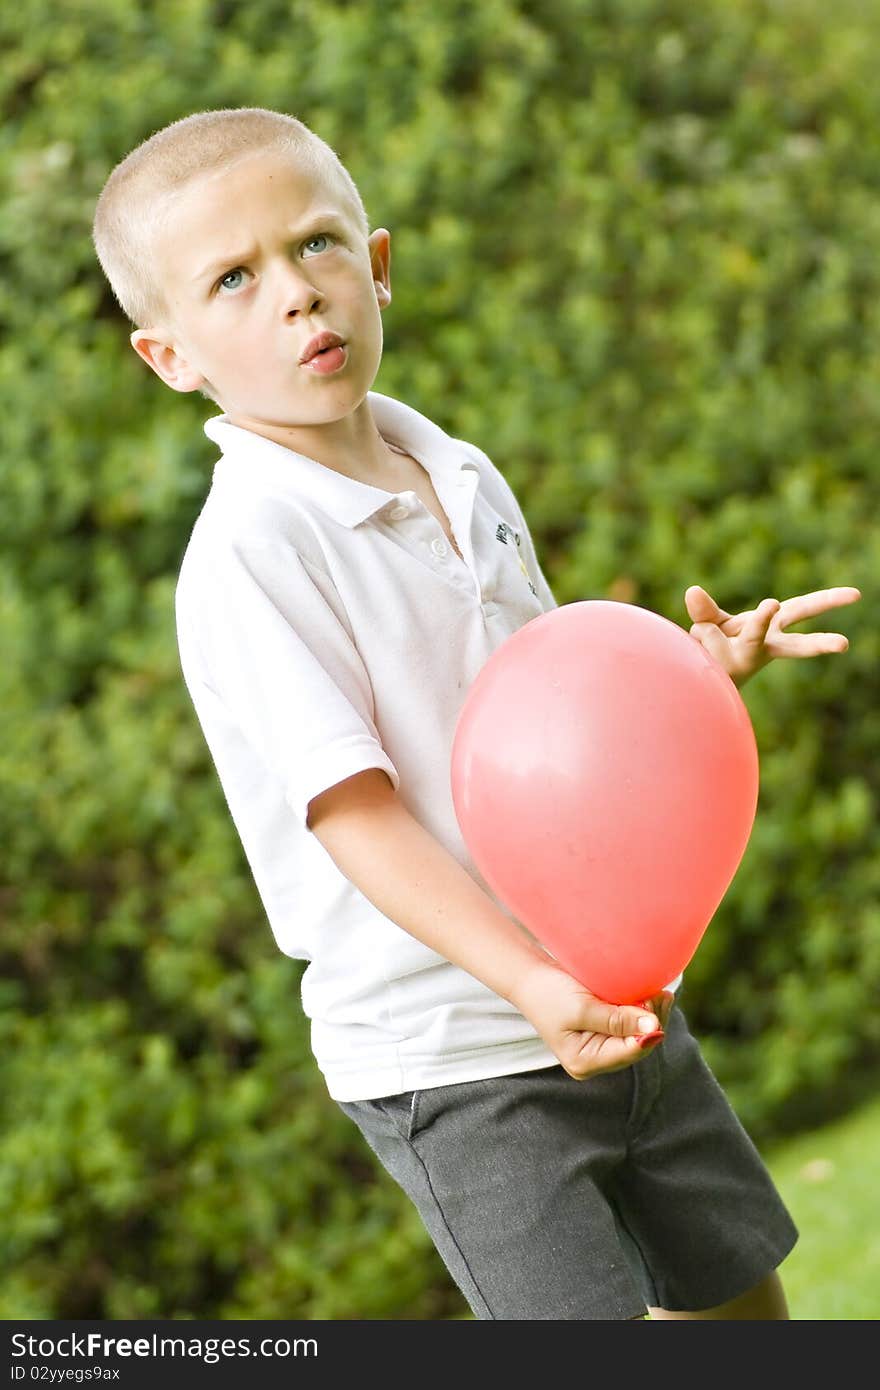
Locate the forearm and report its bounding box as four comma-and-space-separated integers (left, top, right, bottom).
306, 768, 550, 1008
308, 769, 665, 1078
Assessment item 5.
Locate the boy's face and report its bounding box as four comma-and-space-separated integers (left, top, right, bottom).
130, 150, 391, 437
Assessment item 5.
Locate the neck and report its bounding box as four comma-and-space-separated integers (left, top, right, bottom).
223, 396, 399, 483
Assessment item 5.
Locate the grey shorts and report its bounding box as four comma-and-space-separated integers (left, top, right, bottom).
338, 1000, 798, 1319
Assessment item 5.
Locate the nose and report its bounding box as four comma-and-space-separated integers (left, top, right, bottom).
274, 258, 323, 320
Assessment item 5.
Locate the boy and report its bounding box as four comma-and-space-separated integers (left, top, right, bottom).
92, 107, 860, 1320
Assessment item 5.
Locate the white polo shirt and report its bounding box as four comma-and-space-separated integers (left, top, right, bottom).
174, 389, 561, 1100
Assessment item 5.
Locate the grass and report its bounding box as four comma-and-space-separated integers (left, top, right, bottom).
764, 1094, 880, 1319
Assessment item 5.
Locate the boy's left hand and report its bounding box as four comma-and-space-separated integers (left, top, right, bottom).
684, 584, 862, 688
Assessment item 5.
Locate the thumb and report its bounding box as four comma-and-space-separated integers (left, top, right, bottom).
685, 585, 731, 626
644, 990, 675, 1030
580, 997, 661, 1039
688, 618, 730, 665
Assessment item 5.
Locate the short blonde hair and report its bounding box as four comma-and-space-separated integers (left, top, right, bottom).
92, 107, 370, 331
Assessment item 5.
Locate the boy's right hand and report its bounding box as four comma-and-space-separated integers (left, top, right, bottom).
513, 961, 674, 1081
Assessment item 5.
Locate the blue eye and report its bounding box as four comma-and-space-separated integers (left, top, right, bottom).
303, 233, 331, 255
217, 268, 246, 294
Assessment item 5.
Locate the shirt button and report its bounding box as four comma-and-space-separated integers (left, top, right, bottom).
430, 538, 449, 558
389, 504, 410, 520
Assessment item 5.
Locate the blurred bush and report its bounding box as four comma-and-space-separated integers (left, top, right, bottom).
1, 0, 878, 1317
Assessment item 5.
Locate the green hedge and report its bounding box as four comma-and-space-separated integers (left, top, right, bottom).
1, 0, 878, 1318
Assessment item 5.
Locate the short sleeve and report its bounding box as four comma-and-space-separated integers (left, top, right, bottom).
175, 533, 399, 826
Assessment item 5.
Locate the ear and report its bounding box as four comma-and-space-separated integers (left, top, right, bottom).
368, 228, 392, 309
129, 328, 206, 393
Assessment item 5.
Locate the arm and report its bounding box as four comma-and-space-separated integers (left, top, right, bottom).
307, 768, 669, 1080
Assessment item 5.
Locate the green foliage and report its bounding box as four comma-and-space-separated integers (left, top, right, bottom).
2, 0, 878, 1317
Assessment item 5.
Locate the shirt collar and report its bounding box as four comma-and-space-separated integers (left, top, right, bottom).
203, 391, 479, 528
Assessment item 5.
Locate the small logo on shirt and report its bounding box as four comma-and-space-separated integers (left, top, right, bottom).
495, 522, 537, 596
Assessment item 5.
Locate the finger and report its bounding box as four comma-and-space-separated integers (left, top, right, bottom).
735, 597, 780, 649
570, 1031, 661, 1078
684, 585, 733, 626
765, 631, 852, 657
776, 587, 862, 630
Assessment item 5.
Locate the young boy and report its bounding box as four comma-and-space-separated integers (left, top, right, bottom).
92, 107, 860, 1320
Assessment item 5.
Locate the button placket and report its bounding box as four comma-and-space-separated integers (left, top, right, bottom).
430, 466, 480, 594
379, 481, 479, 600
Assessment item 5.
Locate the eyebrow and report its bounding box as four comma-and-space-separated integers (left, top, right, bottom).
191, 211, 351, 285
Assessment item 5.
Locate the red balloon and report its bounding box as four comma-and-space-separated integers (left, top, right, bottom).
451, 601, 759, 1004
